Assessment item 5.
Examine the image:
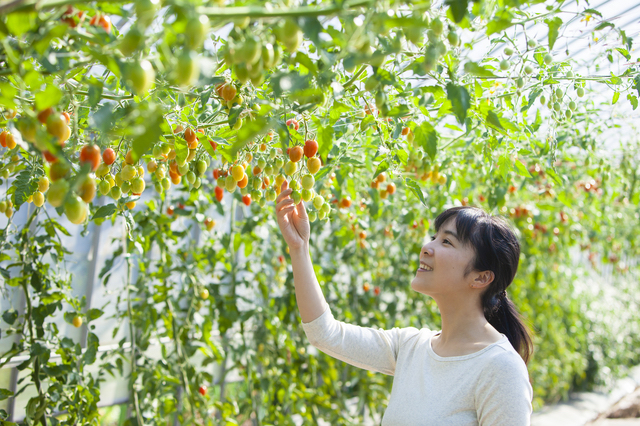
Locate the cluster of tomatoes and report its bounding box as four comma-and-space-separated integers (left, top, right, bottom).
370, 173, 397, 199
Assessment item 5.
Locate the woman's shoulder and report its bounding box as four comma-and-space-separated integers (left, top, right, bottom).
479, 338, 529, 375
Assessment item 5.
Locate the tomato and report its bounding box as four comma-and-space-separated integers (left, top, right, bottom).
79, 144, 101, 171
184, 128, 196, 143
210, 139, 218, 151
285, 118, 300, 131
5, 133, 16, 149
185, 15, 209, 49
301, 174, 314, 190
37, 107, 54, 124
374, 286, 381, 296
359, 231, 367, 239
131, 177, 145, 195
198, 386, 207, 396
46, 113, 67, 140
387, 183, 396, 194
339, 198, 351, 208
289, 146, 304, 163
237, 173, 249, 189
242, 194, 252, 206
78, 175, 97, 203
127, 60, 155, 95
33, 191, 45, 207
304, 139, 318, 158
98, 15, 111, 33
64, 195, 88, 224
280, 19, 302, 52
221, 84, 237, 102
215, 186, 224, 202
49, 161, 70, 181
72, 316, 83, 328
0, 130, 7, 147
306, 157, 321, 175
175, 51, 200, 87
363, 283, 370, 292
166, 205, 174, 215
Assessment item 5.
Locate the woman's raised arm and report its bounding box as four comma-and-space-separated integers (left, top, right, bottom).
275, 181, 328, 323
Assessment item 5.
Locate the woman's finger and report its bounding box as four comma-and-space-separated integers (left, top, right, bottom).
276, 198, 295, 212
276, 188, 293, 204
295, 199, 307, 219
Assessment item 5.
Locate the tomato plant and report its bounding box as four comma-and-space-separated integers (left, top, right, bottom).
0, 0, 639, 425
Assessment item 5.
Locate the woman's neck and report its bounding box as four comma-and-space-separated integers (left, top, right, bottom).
433, 294, 499, 346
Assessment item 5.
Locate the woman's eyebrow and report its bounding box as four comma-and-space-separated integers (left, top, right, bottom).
443, 230, 459, 240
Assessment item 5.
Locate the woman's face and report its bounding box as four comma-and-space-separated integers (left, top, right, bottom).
411, 218, 479, 297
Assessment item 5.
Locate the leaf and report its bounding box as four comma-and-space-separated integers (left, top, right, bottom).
634, 75, 640, 97
497, 154, 511, 180
12, 168, 38, 209
6, 12, 36, 36
514, 160, 532, 177
86, 308, 104, 321
373, 160, 389, 180
582, 8, 603, 17
385, 104, 410, 118
0, 83, 18, 109
545, 17, 563, 50
2, 309, 18, 325
628, 94, 638, 110
92, 204, 117, 220
0, 388, 14, 401
463, 62, 497, 78
486, 11, 514, 35
612, 92, 620, 105
414, 122, 438, 160
445, 0, 469, 23
486, 110, 504, 130
131, 108, 164, 162
317, 125, 334, 159
35, 85, 63, 111
404, 178, 426, 206
446, 83, 471, 125
594, 22, 615, 31
615, 48, 631, 60
83, 332, 99, 365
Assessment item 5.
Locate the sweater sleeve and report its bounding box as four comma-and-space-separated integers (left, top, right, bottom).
475, 349, 533, 426
300, 306, 421, 376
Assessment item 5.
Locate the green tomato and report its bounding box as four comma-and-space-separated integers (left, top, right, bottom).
301, 189, 314, 202
185, 15, 209, 49
504, 47, 514, 56
524, 64, 534, 75
499, 60, 509, 71
301, 174, 315, 190
543, 54, 553, 65
291, 190, 302, 204
430, 18, 444, 37
313, 194, 324, 209
284, 161, 297, 176
308, 211, 317, 222
127, 60, 155, 95
47, 180, 70, 208
577, 87, 585, 97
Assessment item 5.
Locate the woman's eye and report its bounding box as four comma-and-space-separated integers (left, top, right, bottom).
430, 236, 436, 241
443, 239, 451, 245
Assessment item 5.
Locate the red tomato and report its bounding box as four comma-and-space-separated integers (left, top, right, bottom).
242, 194, 251, 206
215, 186, 224, 202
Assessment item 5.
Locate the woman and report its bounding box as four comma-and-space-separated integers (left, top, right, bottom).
276, 182, 534, 425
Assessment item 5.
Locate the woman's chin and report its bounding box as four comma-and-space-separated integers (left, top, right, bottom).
410, 277, 428, 294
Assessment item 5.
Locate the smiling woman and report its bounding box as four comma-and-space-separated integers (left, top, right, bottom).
276, 194, 534, 425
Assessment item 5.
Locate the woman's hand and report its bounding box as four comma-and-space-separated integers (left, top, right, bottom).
276, 181, 310, 250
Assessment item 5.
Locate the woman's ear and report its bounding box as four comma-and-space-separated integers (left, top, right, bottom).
471, 270, 495, 289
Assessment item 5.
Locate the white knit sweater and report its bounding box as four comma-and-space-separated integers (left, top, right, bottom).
301, 307, 533, 425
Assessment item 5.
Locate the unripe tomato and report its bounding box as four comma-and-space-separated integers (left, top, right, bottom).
221, 84, 237, 102
79, 144, 101, 171
64, 195, 88, 224
79, 176, 97, 203
46, 113, 67, 140
301, 174, 315, 190
284, 161, 297, 176
38, 177, 50, 193
72, 316, 83, 328
281, 19, 303, 52
131, 177, 145, 195
33, 191, 45, 207
543, 53, 553, 65
175, 51, 200, 87
430, 18, 444, 37
127, 60, 155, 95
185, 15, 210, 49
225, 175, 237, 192
50, 161, 70, 181
289, 146, 304, 162
232, 164, 245, 182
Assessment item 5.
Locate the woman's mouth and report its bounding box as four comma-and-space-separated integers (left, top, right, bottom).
418, 262, 433, 272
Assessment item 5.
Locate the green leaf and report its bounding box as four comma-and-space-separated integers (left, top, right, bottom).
634, 75, 640, 97
0, 388, 14, 402
497, 154, 511, 180
463, 62, 497, 78
514, 160, 532, 177
628, 94, 638, 110
83, 332, 99, 365
373, 160, 389, 180
486, 11, 514, 35
35, 85, 63, 111
6, 12, 36, 36
317, 125, 334, 159
2, 309, 18, 325
545, 17, 563, 50
86, 308, 104, 321
12, 168, 39, 208
615, 48, 631, 60
594, 22, 615, 31
174, 138, 189, 164
612, 92, 620, 105
414, 122, 438, 160
446, 83, 471, 125
486, 110, 504, 130
445, 0, 469, 23
131, 108, 164, 162
404, 178, 426, 206
0, 83, 18, 109
92, 204, 117, 220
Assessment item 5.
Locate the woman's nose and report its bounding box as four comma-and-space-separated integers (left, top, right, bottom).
422, 244, 434, 256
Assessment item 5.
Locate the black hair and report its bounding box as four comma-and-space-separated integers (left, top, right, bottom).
434, 206, 534, 364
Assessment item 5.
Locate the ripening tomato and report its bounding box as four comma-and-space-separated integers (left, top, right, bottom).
386, 183, 396, 195
304, 139, 318, 158
72, 316, 83, 328
289, 146, 304, 163
198, 386, 207, 396
339, 198, 352, 208
184, 128, 196, 143
37, 107, 54, 124
167, 205, 175, 215
79, 144, 101, 171
215, 186, 224, 202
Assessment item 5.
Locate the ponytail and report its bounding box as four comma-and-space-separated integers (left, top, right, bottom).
483, 291, 534, 364
435, 206, 534, 364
